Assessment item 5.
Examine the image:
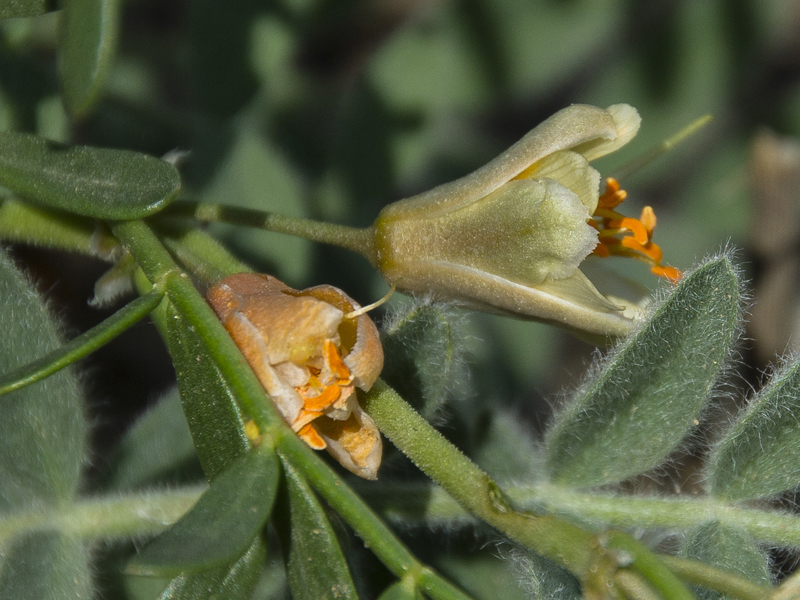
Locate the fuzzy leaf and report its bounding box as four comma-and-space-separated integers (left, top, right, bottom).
506, 548, 582, 600
0, 0, 50, 18
58, 0, 120, 117
681, 522, 770, 600
104, 388, 198, 491
157, 537, 267, 600
165, 302, 248, 479
280, 461, 358, 600
381, 300, 470, 419
0, 532, 92, 600
709, 353, 800, 500
546, 256, 740, 487
0, 249, 86, 511
0, 132, 179, 219
129, 447, 279, 577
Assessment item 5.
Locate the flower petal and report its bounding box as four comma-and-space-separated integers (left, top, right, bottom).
375, 104, 628, 224
571, 104, 641, 162
313, 404, 382, 480
517, 150, 602, 213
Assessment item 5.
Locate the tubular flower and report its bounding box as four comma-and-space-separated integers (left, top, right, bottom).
370, 103, 678, 337
207, 273, 384, 480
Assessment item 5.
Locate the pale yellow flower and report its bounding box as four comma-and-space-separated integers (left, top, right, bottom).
370, 104, 678, 337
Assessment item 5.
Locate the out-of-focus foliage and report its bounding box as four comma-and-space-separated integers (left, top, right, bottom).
3, 0, 800, 599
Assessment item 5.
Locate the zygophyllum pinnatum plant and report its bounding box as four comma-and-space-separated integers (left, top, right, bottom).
3, 4, 800, 600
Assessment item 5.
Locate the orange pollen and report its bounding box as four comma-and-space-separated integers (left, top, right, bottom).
304, 385, 341, 411
590, 178, 681, 282
298, 423, 326, 450
290, 340, 355, 450
323, 339, 352, 382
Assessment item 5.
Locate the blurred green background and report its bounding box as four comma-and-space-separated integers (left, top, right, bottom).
6, 0, 800, 449
4, 0, 800, 596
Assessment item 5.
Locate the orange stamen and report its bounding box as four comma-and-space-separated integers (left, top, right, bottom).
323, 339, 351, 382
298, 423, 326, 449
304, 385, 341, 411
591, 178, 681, 281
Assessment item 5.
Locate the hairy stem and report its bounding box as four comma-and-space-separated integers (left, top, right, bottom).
659, 556, 771, 600
0, 487, 204, 544
360, 481, 800, 549
160, 201, 375, 261
0, 198, 118, 258
111, 219, 471, 600
360, 380, 596, 576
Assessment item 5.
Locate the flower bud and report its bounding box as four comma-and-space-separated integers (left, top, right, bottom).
207, 273, 383, 479
370, 104, 655, 337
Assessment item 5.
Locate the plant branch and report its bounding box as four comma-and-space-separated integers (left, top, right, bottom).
659, 556, 771, 600
0, 487, 205, 544
0, 198, 119, 258
0, 288, 164, 396
359, 481, 800, 550
359, 381, 705, 598
360, 380, 597, 576
111, 219, 472, 600
156, 224, 252, 284
160, 201, 375, 260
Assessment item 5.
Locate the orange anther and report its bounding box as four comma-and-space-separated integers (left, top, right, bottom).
640, 206, 656, 234
608, 217, 650, 245
305, 385, 341, 411
298, 424, 327, 449
652, 265, 682, 282
590, 178, 678, 282
597, 178, 628, 209
620, 236, 663, 263
323, 339, 351, 381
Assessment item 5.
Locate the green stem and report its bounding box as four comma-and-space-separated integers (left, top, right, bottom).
604, 532, 694, 600
359, 481, 800, 549
0, 198, 119, 258
658, 556, 771, 600
0, 487, 204, 544
276, 438, 471, 600
160, 201, 375, 261
360, 380, 596, 576
614, 570, 663, 600
156, 224, 252, 284
111, 219, 278, 434
0, 288, 164, 396
111, 220, 471, 600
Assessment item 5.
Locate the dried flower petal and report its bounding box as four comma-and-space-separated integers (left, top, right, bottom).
207, 273, 383, 479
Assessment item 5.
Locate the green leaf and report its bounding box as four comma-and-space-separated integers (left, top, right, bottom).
158, 537, 267, 600
165, 301, 248, 479
103, 388, 199, 491
0, 249, 86, 511
509, 550, 582, 600
0, 0, 51, 19
381, 299, 470, 420
378, 580, 422, 600
709, 352, 800, 500
0, 532, 92, 600
129, 446, 279, 577
279, 460, 358, 600
681, 522, 770, 600
0, 288, 163, 397
546, 255, 740, 487
0, 132, 180, 220
58, 0, 120, 117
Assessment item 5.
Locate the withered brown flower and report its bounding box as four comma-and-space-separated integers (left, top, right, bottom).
207, 273, 384, 479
